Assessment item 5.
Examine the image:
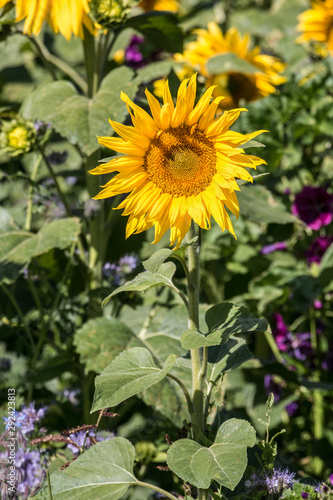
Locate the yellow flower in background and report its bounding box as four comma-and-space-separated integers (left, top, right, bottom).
139, 0, 179, 12
0, 0, 95, 39
179, 23, 286, 109
297, 0, 333, 55
91, 75, 266, 248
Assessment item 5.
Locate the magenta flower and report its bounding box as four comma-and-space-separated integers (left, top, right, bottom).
306, 236, 333, 264
261, 241, 287, 255
292, 186, 333, 230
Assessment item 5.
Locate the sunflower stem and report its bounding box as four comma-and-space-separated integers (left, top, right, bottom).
82, 29, 107, 288
186, 222, 209, 499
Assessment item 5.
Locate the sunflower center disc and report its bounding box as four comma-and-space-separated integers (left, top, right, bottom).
144, 125, 216, 197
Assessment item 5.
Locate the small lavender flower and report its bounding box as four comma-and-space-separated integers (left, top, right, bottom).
301, 493, 309, 499
63, 388, 80, 406
34, 120, 51, 134
4, 403, 48, 436
261, 241, 287, 255
245, 468, 297, 498
15, 447, 46, 498
46, 150, 68, 166
292, 186, 333, 230
103, 254, 139, 285
67, 430, 115, 455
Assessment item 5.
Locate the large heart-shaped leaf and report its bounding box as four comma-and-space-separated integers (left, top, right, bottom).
91, 347, 176, 412
167, 419, 256, 490
0, 218, 80, 284
33, 438, 135, 499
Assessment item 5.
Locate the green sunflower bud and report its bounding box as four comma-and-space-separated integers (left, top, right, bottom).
0, 117, 36, 157
135, 441, 156, 464
89, 0, 139, 28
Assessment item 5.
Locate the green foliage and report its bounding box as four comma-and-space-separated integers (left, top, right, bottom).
74, 317, 135, 373
21, 67, 140, 155
33, 438, 136, 499
206, 53, 260, 75
167, 419, 256, 490
91, 347, 177, 412
0, 218, 80, 283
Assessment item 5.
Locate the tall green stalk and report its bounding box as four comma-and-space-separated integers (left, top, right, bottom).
186, 222, 209, 500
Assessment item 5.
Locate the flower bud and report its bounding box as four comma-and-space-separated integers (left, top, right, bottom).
89, 0, 138, 28
0, 117, 36, 157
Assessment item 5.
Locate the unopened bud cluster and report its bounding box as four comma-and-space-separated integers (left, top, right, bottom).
89, 0, 138, 28
0, 117, 36, 157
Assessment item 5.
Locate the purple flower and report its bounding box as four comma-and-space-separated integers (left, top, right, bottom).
313, 299, 323, 309
306, 236, 333, 264
261, 241, 287, 255
4, 403, 48, 436
103, 254, 139, 285
273, 313, 291, 352
67, 430, 115, 455
291, 332, 313, 362
292, 186, 333, 230
330, 474, 333, 486
301, 493, 309, 499
245, 468, 297, 496
264, 374, 282, 402
62, 388, 80, 406
15, 447, 45, 497
285, 401, 299, 417
125, 35, 145, 69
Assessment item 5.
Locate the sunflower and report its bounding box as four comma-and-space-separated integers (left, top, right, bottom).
91, 75, 266, 248
0, 0, 94, 39
297, 0, 333, 55
178, 23, 286, 109
139, 0, 179, 12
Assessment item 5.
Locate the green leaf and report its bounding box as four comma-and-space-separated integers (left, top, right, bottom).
102, 262, 177, 307
0, 218, 80, 284
74, 318, 135, 374
207, 337, 253, 382
206, 52, 260, 75
206, 302, 270, 333
238, 184, 298, 225
91, 347, 176, 412
127, 12, 183, 53
142, 248, 172, 272
182, 303, 269, 350
33, 438, 135, 499
22, 67, 139, 155
167, 419, 256, 490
